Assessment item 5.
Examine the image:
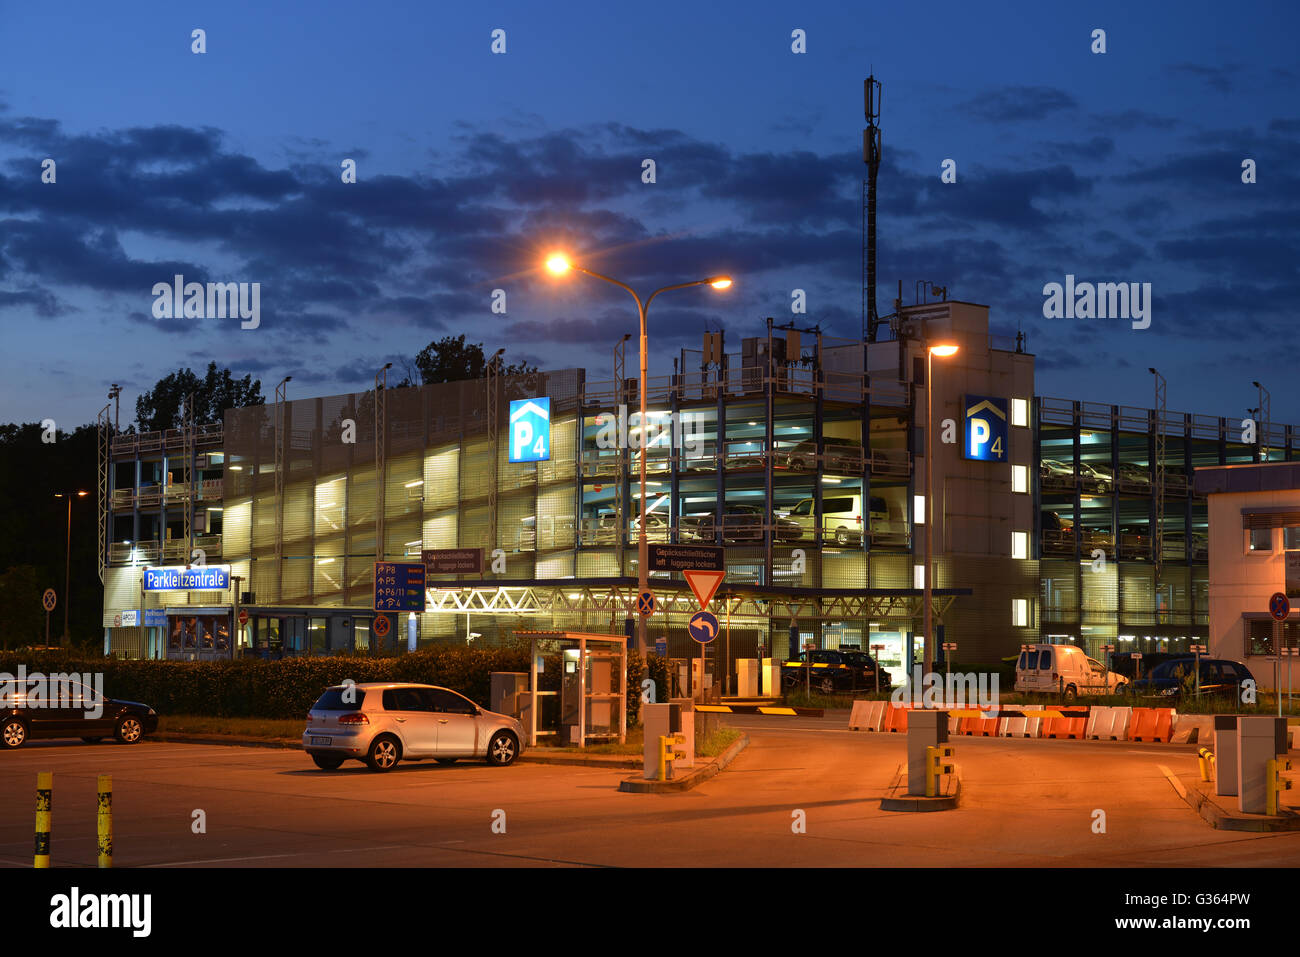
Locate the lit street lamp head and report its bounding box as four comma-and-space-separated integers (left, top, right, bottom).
709, 277, 733, 289
929, 343, 959, 357
545, 253, 571, 275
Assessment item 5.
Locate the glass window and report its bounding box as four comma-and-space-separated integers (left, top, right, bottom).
428, 688, 478, 714
1038, 648, 1052, 669
1012, 531, 1028, 560
1249, 527, 1272, 552
1012, 598, 1029, 628
312, 687, 367, 710
1285, 527, 1300, 550
1011, 398, 1028, 428
1012, 464, 1028, 494
383, 688, 428, 711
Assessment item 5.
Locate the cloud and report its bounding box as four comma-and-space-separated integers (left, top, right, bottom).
958, 86, 1077, 123
1168, 63, 1238, 93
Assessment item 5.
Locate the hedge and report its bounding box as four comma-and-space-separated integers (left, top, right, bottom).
0, 647, 661, 724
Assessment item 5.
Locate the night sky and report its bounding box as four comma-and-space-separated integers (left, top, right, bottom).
2, 0, 1297, 428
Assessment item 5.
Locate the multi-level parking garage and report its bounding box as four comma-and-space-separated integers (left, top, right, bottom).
97, 298, 1298, 679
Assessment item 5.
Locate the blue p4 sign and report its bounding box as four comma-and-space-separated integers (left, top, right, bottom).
509, 398, 551, 463
963, 395, 1008, 462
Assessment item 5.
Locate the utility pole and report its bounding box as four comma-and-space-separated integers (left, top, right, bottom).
375, 363, 392, 562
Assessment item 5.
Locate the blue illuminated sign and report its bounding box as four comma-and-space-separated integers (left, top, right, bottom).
509, 398, 551, 463
963, 395, 1008, 462
373, 562, 427, 612
144, 565, 231, 590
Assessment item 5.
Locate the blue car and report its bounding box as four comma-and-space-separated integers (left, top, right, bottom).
1128, 657, 1254, 700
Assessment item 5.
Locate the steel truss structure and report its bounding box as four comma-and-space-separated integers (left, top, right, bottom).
422, 580, 962, 623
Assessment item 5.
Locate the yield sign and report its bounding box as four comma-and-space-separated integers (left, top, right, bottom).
684, 569, 724, 610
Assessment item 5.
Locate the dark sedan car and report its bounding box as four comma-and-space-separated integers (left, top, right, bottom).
1, 678, 158, 749
781, 650, 891, 694
1128, 657, 1254, 700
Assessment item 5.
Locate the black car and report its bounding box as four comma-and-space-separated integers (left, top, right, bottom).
1128, 657, 1254, 700
781, 649, 890, 694
840, 651, 894, 691
1, 678, 158, 749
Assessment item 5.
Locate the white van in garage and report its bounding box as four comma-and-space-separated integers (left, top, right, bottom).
1015, 643, 1127, 701
787, 494, 889, 545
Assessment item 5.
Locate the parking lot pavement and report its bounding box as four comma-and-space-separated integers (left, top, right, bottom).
3, 728, 1299, 867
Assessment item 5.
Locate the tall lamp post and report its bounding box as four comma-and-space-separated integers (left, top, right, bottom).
545, 253, 732, 655
54, 491, 89, 646
923, 343, 959, 677
1252, 380, 1270, 462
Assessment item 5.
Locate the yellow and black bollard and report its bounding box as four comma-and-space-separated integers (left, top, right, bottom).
1266, 756, 1292, 816
925, 744, 956, 797
35, 772, 52, 868
1197, 747, 1216, 783
97, 774, 113, 868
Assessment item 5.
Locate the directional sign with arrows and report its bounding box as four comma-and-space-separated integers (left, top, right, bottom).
688, 611, 719, 644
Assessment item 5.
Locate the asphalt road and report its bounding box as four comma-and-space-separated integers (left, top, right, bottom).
2, 717, 1297, 867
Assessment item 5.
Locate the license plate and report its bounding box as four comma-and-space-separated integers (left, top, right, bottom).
310, 736, 332, 746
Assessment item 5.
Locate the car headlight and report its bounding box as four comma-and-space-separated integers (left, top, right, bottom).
147, 708, 157, 715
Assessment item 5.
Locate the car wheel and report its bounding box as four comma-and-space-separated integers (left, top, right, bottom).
2, 718, 27, 749
1114, 683, 1127, 696
311, 754, 345, 770
115, 716, 144, 744
365, 735, 402, 772
81, 737, 103, 744
1062, 685, 1078, 704
486, 731, 518, 766
819, 677, 836, 695
435, 758, 457, 766
835, 527, 850, 545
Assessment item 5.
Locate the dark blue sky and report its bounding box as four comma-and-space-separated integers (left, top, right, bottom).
2, 0, 1297, 427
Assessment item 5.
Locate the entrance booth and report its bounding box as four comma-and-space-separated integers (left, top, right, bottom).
515, 631, 627, 748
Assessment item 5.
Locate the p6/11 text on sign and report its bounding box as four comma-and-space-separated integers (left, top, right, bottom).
374, 562, 427, 612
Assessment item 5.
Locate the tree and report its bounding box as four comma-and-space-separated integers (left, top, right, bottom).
0, 565, 46, 648
135, 362, 265, 432
414, 335, 536, 385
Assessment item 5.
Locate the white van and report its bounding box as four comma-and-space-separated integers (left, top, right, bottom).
787, 494, 889, 545
1015, 643, 1127, 701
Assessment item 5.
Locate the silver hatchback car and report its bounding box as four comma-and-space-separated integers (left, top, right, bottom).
303, 682, 526, 772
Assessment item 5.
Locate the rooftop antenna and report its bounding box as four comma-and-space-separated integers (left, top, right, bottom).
863, 75, 883, 342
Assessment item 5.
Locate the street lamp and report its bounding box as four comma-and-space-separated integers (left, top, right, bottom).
1252, 380, 1270, 461
546, 252, 733, 655
54, 491, 89, 646
923, 343, 959, 678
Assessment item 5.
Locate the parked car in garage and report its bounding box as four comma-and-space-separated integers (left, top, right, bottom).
784, 437, 864, 473
303, 683, 525, 772
785, 493, 889, 545
693, 504, 803, 543
0, 678, 157, 749
1128, 657, 1254, 700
